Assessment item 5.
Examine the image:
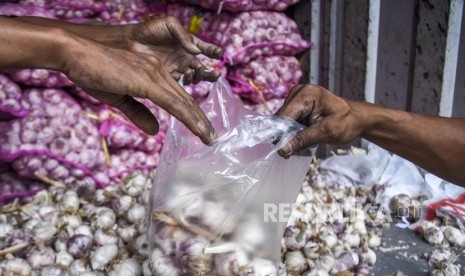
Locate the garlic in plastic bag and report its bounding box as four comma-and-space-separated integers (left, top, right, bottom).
148, 78, 314, 273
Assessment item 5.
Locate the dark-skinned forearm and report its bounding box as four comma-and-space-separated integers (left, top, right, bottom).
12, 16, 133, 49
0, 16, 71, 70
353, 101, 465, 186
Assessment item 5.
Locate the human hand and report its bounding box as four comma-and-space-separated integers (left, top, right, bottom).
127, 16, 223, 85
13, 16, 223, 84
276, 85, 370, 157
62, 34, 215, 144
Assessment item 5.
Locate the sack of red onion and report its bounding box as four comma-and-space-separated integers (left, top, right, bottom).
165, 4, 311, 65
149, 78, 314, 274
166, 0, 300, 12
228, 55, 303, 104
0, 74, 30, 121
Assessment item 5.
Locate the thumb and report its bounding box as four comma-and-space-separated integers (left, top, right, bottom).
278, 122, 324, 157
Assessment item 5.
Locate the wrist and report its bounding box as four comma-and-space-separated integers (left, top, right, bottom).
351, 100, 411, 139
347, 100, 383, 137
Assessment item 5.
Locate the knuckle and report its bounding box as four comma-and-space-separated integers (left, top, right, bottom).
293, 131, 310, 149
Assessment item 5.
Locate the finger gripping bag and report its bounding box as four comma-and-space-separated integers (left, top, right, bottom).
148, 78, 314, 275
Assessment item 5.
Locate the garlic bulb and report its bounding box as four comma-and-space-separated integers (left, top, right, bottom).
358, 245, 376, 265
331, 252, 359, 274
69, 259, 88, 275
110, 258, 142, 276
39, 265, 64, 276
62, 190, 80, 213
67, 234, 93, 258
429, 264, 460, 276
176, 237, 212, 275
284, 225, 308, 250
74, 225, 93, 238
355, 263, 371, 276
245, 258, 278, 276
424, 226, 444, 245
117, 226, 137, 243
90, 244, 118, 270
122, 173, 147, 197
0, 223, 13, 239
126, 204, 146, 224
418, 220, 437, 234
38, 205, 58, 224
55, 250, 74, 267
57, 214, 82, 229
91, 207, 116, 230
1, 255, 32, 276
93, 229, 118, 246
134, 234, 149, 257
285, 250, 307, 274
319, 231, 338, 249
389, 194, 411, 216
33, 222, 57, 244
303, 240, 320, 259
153, 225, 192, 255
26, 246, 56, 268
150, 249, 180, 276
428, 249, 455, 269
112, 195, 134, 216
214, 250, 249, 276
315, 254, 335, 272
342, 230, 360, 248
442, 226, 465, 247
367, 232, 381, 248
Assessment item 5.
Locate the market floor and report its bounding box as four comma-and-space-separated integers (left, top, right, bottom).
373, 221, 465, 275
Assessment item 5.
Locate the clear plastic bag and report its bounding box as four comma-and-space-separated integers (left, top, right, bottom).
148, 78, 313, 275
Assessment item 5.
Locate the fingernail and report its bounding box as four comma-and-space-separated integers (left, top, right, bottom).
209, 130, 216, 143
192, 45, 201, 54
279, 143, 293, 157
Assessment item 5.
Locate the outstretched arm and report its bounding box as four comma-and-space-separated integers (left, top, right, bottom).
11, 16, 223, 84
277, 84, 465, 186
0, 16, 217, 144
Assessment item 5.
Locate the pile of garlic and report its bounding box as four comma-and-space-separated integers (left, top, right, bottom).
280, 165, 385, 276
0, 173, 152, 275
